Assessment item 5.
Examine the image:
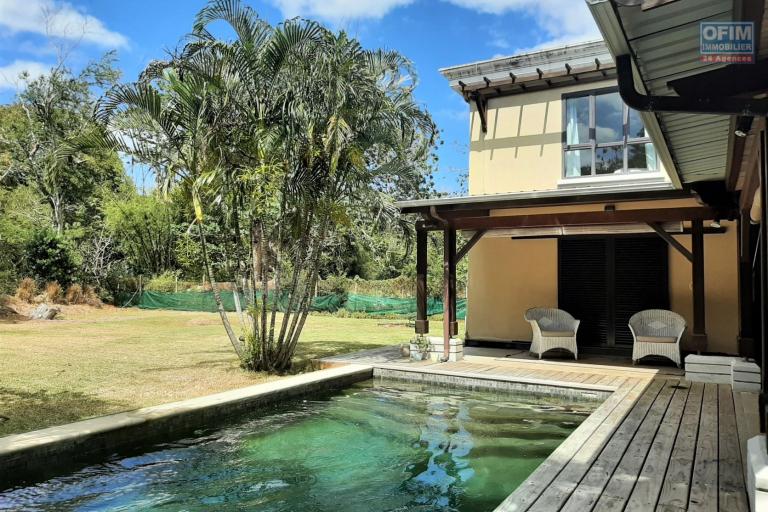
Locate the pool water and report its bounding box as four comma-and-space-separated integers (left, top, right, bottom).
0, 379, 600, 511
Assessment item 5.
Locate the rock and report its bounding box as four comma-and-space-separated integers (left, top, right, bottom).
30, 303, 60, 320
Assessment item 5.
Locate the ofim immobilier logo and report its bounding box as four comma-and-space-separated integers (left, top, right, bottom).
700, 22, 754, 63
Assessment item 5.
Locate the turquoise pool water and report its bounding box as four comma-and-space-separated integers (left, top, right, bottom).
0, 379, 600, 511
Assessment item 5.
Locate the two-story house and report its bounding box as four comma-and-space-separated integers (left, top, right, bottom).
398, 40, 741, 359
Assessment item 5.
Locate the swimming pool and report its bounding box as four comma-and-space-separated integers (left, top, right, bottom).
0, 378, 601, 511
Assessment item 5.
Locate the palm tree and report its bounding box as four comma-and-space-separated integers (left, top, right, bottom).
90, 0, 436, 372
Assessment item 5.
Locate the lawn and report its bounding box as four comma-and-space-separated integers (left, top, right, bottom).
0, 306, 459, 436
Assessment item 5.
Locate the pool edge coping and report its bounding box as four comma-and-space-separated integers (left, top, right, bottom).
0, 364, 373, 488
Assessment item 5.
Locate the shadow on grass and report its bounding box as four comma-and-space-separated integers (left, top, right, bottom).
0, 387, 129, 437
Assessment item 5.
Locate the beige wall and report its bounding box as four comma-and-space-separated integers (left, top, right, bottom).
466, 237, 558, 341
467, 79, 671, 195
670, 221, 739, 354
465, 215, 740, 355
468, 80, 615, 195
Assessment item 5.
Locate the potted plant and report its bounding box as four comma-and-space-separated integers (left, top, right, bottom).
409, 334, 430, 361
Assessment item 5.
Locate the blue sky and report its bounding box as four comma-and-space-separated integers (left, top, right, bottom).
0, 0, 600, 194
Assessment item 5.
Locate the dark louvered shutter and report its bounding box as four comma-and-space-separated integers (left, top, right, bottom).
558, 238, 608, 347
614, 237, 669, 346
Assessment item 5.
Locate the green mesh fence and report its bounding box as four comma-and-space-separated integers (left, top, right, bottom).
116, 290, 466, 319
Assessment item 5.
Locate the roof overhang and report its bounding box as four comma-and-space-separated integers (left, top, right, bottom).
587, 0, 767, 187
439, 40, 616, 99
396, 187, 695, 215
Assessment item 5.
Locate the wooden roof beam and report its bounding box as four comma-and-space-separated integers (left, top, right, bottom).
448, 206, 717, 231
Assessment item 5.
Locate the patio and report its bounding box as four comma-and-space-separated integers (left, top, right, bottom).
321, 346, 759, 511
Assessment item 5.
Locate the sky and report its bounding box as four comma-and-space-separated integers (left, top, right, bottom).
0, 0, 601, 194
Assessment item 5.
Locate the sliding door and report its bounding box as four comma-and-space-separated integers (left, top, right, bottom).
559, 236, 669, 350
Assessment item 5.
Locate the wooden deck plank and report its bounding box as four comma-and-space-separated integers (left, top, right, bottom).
656, 381, 704, 512
687, 383, 719, 512
597, 374, 620, 386
496, 378, 649, 512
558, 371, 592, 383
717, 385, 749, 512
584, 374, 604, 385
529, 379, 665, 512
623, 383, 690, 512
734, 391, 761, 487
592, 381, 684, 511
558, 379, 675, 512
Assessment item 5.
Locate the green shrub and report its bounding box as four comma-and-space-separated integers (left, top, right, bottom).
317, 275, 415, 298
145, 270, 181, 292
26, 230, 77, 286
0, 270, 17, 295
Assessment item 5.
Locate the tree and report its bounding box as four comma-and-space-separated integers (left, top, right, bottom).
0, 55, 125, 235
103, 193, 178, 276
89, 0, 436, 372
26, 229, 77, 286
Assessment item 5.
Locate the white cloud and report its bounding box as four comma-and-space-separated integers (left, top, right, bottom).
0, 60, 49, 90
268, 0, 600, 53
269, 0, 415, 22
444, 0, 601, 50
0, 0, 128, 48
488, 28, 510, 49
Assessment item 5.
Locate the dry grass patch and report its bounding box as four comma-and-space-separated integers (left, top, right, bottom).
0, 307, 459, 436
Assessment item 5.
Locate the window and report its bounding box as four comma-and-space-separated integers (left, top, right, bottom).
563, 89, 658, 178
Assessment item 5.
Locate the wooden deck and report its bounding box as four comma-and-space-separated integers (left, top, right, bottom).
321, 346, 760, 512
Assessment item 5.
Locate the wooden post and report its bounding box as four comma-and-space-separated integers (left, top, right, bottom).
738, 213, 755, 357
759, 126, 768, 437
442, 227, 457, 360
691, 218, 707, 352
415, 226, 429, 334
449, 232, 458, 338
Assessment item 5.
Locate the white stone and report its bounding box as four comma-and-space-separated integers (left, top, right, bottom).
30, 303, 59, 320
685, 354, 738, 365
685, 372, 730, 384
747, 435, 768, 512
686, 363, 732, 375
426, 337, 464, 362
733, 372, 762, 384
733, 381, 761, 392
733, 360, 761, 373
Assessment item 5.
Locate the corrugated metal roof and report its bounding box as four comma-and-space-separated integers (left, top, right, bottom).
588, 0, 736, 183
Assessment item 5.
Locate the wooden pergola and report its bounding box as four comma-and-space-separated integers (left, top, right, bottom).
399, 190, 727, 361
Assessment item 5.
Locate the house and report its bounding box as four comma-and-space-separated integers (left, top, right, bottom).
395, 0, 768, 507
398, 39, 742, 358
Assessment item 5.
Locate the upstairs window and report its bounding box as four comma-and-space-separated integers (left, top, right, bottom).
563, 89, 658, 178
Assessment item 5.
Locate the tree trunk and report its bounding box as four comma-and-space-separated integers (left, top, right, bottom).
197, 221, 245, 360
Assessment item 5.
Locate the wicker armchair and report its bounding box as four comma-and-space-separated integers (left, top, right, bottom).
524, 307, 580, 360
629, 309, 686, 367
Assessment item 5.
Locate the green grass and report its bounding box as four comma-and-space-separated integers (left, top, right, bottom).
0, 307, 460, 437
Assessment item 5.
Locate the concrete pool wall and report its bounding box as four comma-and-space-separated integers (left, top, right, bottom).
1, 359, 616, 493
374, 367, 612, 402
0, 364, 373, 488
